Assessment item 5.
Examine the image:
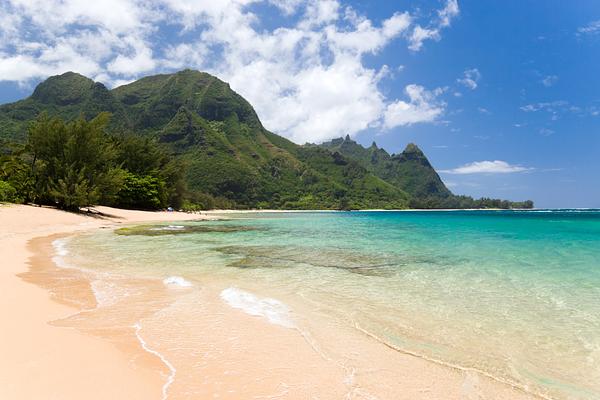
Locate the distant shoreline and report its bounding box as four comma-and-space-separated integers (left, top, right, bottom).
209, 207, 537, 213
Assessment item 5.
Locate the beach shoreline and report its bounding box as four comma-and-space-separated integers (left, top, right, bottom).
0, 204, 216, 400
0, 204, 542, 399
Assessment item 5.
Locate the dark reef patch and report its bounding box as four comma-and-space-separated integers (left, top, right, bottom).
215, 245, 400, 277
114, 224, 262, 236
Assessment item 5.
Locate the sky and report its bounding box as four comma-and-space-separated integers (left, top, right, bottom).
0, 0, 599, 208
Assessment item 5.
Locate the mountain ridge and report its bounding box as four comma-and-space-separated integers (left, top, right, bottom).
0, 70, 532, 210
320, 136, 452, 200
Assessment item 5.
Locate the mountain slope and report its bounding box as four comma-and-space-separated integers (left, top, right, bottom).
112, 70, 262, 132
320, 136, 451, 199
0, 72, 128, 143
0, 71, 409, 209
319, 136, 534, 209
0, 70, 532, 209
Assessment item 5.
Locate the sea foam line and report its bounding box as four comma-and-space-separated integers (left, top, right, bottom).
51, 238, 71, 268
220, 288, 370, 397
134, 323, 176, 400
51, 237, 177, 398
220, 288, 340, 364
352, 322, 552, 400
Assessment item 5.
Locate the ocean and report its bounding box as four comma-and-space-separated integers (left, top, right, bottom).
53, 210, 600, 399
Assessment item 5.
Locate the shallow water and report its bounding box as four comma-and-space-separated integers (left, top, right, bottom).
59, 210, 600, 399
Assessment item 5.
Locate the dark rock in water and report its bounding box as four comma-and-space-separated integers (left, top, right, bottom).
215, 245, 397, 277
114, 224, 261, 236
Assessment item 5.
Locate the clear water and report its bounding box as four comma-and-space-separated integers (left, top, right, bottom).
62, 210, 600, 399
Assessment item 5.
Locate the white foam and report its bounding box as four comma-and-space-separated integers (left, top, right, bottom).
220, 287, 294, 328
51, 238, 71, 268
150, 225, 186, 231
134, 323, 176, 400
163, 276, 193, 287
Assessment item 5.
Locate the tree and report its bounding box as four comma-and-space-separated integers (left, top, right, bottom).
0, 154, 34, 203
26, 112, 123, 210
112, 133, 187, 209
116, 172, 166, 210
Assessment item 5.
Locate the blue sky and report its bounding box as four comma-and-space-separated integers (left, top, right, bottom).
0, 0, 598, 207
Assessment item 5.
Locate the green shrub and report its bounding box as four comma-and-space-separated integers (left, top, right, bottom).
0, 180, 19, 202
115, 172, 167, 210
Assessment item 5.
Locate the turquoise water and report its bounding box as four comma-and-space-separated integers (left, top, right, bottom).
64, 210, 600, 399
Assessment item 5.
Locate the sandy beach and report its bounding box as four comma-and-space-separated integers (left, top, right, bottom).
0, 204, 215, 400
0, 204, 540, 399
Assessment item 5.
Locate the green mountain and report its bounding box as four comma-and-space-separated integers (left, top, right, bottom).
320, 136, 451, 199
0, 70, 408, 209
320, 135, 534, 209
0, 72, 128, 143
0, 70, 532, 209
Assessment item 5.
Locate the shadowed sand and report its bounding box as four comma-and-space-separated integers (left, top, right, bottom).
0, 204, 541, 399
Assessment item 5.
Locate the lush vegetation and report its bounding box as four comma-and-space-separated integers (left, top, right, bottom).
321, 136, 534, 209
0, 180, 19, 202
0, 69, 533, 211
0, 113, 185, 211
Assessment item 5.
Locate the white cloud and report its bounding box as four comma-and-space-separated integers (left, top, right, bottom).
438, 0, 459, 28
541, 75, 558, 87
539, 128, 554, 136
383, 85, 445, 129
0, 0, 157, 81
440, 160, 532, 174
107, 44, 156, 75
457, 68, 480, 90
268, 0, 303, 15
408, 0, 459, 51
443, 181, 458, 188
477, 107, 490, 114
324, 12, 411, 55
302, 0, 340, 27
520, 100, 568, 112
0, 0, 456, 143
408, 26, 440, 51
518, 99, 600, 122
578, 20, 600, 35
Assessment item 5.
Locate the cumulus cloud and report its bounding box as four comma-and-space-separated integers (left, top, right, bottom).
383, 85, 445, 129
408, 26, 440, 52
440, 160, 532, 174
0, 0, 158, 82
408, 0, 459, 51
0, 0, 456, 143
457, 68, 480, 90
